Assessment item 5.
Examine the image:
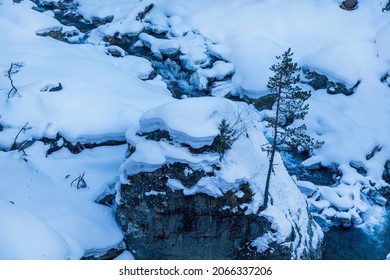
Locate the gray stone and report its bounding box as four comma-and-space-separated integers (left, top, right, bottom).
340, 0, 358, 11
41, 83, 63, 92
116, 166, 322, 259
302, 67, 360, 96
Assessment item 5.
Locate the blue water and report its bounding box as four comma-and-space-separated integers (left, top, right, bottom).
324, 210, 390, 260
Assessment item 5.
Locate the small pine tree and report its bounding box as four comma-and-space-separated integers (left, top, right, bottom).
214, 119, 236, 160
259, 48, 323, 212
266, 48, 323, 152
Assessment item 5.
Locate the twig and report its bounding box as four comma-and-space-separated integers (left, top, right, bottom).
12, 122, 29, 145
11, 122, 30, 151
71, 172, 87, 189
5, 62, 25, 98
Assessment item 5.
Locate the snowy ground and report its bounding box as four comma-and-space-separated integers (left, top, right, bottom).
0, 0, 389, 259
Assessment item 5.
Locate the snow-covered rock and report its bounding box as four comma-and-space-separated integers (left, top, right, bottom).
1, 0, 389, 260
117, 97, 323, 259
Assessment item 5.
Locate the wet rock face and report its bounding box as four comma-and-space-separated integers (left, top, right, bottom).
117, 163, 294, 260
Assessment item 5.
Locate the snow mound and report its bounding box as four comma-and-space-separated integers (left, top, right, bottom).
0, 144, 126, 259
0, 199, 70, 260
296, 180, 370, 227
138, 97, 239, 148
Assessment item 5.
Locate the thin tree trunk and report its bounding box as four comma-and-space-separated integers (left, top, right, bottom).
258, 80, 282, 213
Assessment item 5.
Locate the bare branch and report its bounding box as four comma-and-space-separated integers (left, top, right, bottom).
12, 122, 30, 148
4, 62, 25, 98
71, 172, 88, 189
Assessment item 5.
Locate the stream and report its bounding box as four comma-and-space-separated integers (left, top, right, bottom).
324, 209, 390, 260
281, 150, 390, 260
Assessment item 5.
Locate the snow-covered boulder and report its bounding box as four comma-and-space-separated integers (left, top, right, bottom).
116, 97, 323, 259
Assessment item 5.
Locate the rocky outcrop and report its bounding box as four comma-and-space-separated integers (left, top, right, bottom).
117, 167, 280, 259
115, 97, 323, 259
302, 67, 360, 96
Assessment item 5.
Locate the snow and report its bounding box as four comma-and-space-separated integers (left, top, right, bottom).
75, 0, 152, 22
114, 250, 135, 260
144, 190, 166, 196
200, 61, 235, 80
1, 0, 389, 259
0, 143, 126, 259
138, 97, 240, 148
138, 33, 180, 58
296, 178, 379, 227
301, 41, 386, 85
251, 232, 276, 254
122, 138, 219, 178
0, 200, 70, 260
153, 0, 389, 90
303, 80, 390, 188
112, 55, 154, 80
376, 21, 390, 62
0, 1, 173, 145
317, 185, 355, 211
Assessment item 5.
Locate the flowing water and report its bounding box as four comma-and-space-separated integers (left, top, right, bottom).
281, 150, 390, 260
324, 209, 390, 260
